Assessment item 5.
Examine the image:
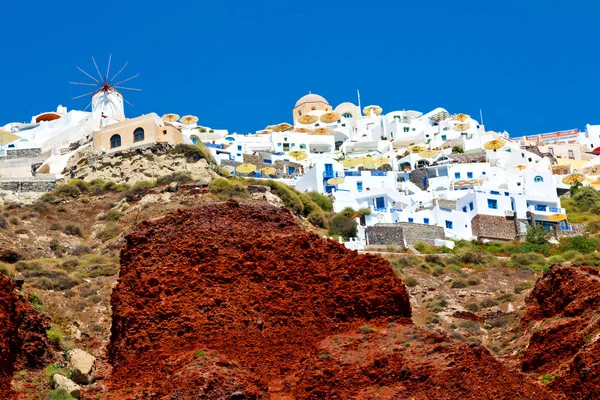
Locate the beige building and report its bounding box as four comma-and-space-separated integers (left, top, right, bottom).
292, 93, 332, 122
538, 143, 594, 161
93, 113, 184, 153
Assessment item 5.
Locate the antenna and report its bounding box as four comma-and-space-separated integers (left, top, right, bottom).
479, 109, 484, 126
357, 89, 361, 110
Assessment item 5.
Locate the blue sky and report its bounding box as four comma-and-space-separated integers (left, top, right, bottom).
2, 0, 598, 137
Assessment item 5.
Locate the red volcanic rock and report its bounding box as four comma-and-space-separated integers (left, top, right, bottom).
0, 275, 50, 398
521, 265, 600, 399
106, 201, 552, 399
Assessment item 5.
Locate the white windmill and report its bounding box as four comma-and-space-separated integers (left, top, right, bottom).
69, 55, 140, 118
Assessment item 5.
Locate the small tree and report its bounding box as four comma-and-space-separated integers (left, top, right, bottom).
525, 224, 551, 245
572, 186, 600, 210
452, 146, 464, 154
328, 214, 357, 239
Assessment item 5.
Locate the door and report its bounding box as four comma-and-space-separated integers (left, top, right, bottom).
324, 164, 333, 177
375, 197, 385, 209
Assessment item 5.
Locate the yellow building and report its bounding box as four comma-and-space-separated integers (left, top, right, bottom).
93, 113, 183, 153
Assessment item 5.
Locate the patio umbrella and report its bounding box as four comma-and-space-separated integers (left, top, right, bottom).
484, 139, 506, 151
312, 127, 333, 135
418, 150, 439, 159
162, 113, 180, 123
453, 123, 471, 133
288, 150, 307, 161
298, 115, 318, 125
515, 165, 527, 170
294, 127, 311, 133
261, 167, 277, 175
0, 129, 21, 146
272, 122, 293, 132
235, 163, 257, 174
373, 157, 391, 166
327, 177, 345, 185
180, 115, 199, 125
562, 174, 584, 185
256, 130, 271, 135
320, 112, 341, 123
547, 213, 567, 222
453, 113, 470, 122
363, 105, 383, 116
343, 158, 362, 168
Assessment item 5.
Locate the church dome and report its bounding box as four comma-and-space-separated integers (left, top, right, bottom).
295, 93, 329, 108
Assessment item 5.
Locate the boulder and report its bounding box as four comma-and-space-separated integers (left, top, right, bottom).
67, 349, 96, 384
53, 374, 81, 399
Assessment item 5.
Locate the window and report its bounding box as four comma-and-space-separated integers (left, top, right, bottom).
110, 134, 121, 149
467, 172, 473, 178
534, 204, 547, 211
491, 190, 500, 195
441, 135, 447, 140
357, 181, 363, 191
191, 136, 199, 145
454, 172, 461, 179
462, 206, 467, 213
528, 158, 532, 162
505, 192, 509, 196
445, 220, 453, 229
412, 128, 416, 131
300, 144, 306, 149
408, 218, 414, 223
548, 147, 554, 155
311, 107, 316, 111
568, 150, 575, 159
424, 218, 429, 224
403, 127, 409, 133
488, 199, 498, 209
482, 171, 486, 175
277, 143, 282, 146
443, 127, 449, 131
291, 143, 296, 147
342, 113, 352, 118
469, 202, 474, 211
521, 153, 525, 158
534, 175, 544, 183
298, 111, 302, 116
237, 145, 242, 151
133, 127, 144, 142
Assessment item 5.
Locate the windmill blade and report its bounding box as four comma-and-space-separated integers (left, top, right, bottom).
83, 99, 93, 111
77, 66, 100, 83
112, 74, 139, 87
69, 82, 100, 87
92, 56, 103, 81
123, 98, 135, 108
109, 61, 129, 84
106, 54, 112, 81
114, 86, 142, 91
71, 90, 97, 100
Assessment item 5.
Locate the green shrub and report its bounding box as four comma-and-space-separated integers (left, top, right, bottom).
451, 279, 468, 288
71, 245, 92, 256
86, 264, 119, 277
98, 222, 119, 242
0, 264, 12, 278
105, 210, 121, 221
403, 276, 418, 287
246, 179, 303, 214
54, 184, 81, 198
64, 224, 83, 237
425, 254, 445, 266
467, 276, 481, 286
586, 219, 600, 234
306, 192, 333, 212
510, 253, 547, 271
495, 293, 516, 303
514, 281, 533, 294
390, 256, 421, 269
0, 216, 6, 229
40, 193, 56, 203
156, 172, 193, 185
31, 201, 48, 212
573, 186, 600, 211
50, 223, 61, 231
359, 325, 376, 334
121, 181, 154, 201
559, 235, 599, 254
68, 179, 89, 193
298, 193, 319, 217
525, 225, 551, 245
49, 238, 61, 252
208, 178, 249, 199
328, 213, 357, 239
56, 205, 67, 212
171, 143, 215, 164
480, 298, 499, 308
541, 373, 555, 385
466, 303, 480, 312
47, 388, 76, 400
46, 326, 64, 347
432, 267, 445, 276
194, 349, 206, 357
32, 272, 77, 290
307, 211, 328, 228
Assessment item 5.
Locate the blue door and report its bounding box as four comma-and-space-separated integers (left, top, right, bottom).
288, 166, 295, 174
375, 197, 385, 209
324, 164, 333, 178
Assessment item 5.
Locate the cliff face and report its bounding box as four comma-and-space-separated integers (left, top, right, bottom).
0, 275, 50, 398
106, 201, 551, 399
521, 264, 600, 399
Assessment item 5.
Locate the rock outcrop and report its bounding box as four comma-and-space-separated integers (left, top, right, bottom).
105, 201, 551, 399
0, 275, 50, 398
53, 374, 81, 399
67, 349, 96, 384
521, 264, 600, 399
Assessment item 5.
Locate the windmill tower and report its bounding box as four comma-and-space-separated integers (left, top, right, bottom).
70, 55, 140, 118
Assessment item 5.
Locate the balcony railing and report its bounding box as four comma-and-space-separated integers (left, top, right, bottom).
371, 171, 388, 176
549, 207, 562, 213
559, 226, 573, 232
373, 207, 387, 212
390, 208, 403, 213
344, 171, 361, 177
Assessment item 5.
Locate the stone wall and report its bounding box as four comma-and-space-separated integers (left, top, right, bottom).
438, 200, 457, 210
0, 176, 56, 192
555, 223, 587, 238
366, 222, 445, 246
5, 148, 42, 160
471, 214, 517, 240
